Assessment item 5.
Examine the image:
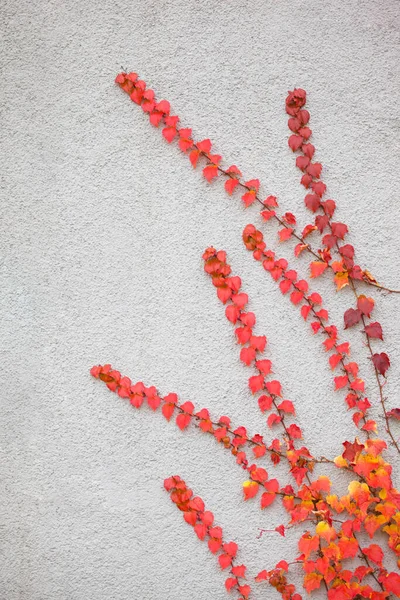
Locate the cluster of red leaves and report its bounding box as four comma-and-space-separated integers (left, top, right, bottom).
202, 246, 313, 487
242, 224, 376, 435
164, 475, 251, 598
92, 72, 400, 599
114, 71, 399, 452
285, 89, 398, 453
286, 88, 362, 291
91, 355, 400, 599
200, 246, 400, 592
90, 363, 301, 516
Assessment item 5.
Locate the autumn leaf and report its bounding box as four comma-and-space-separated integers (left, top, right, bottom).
344, 308, 362, 329
224, 577, 238, 592
279, 228, 293, 241
232, 565, 246, 577
372, 352, 390, 376
357, 295, 375, 317
361, 544, 384, 565
197, 138, 212, 153
267, 413, 282, 428
387, 408, 400, 421
275, 525, 285, 537
303, 572, 323, 593
248, 374, 265, 393
223, 541, 238, 557
307, 162, 322, 178
304, 194, 320, 212
334, 271, 349, 291
260, 491, 276, 508
316, 520, 336, 542
310, 261, 328, 278
241, 190, 257, 207
287, 424, 302, 438
203, 164, 219, 182
331, 222, 348, 239
225, 178, 239, 194
162, 126, 177, 143
288, 134, 303, 151
258, 395, 273, 412
342, 439, 364, 462
266, 380, 282, 396
298, 533, 319, 558
218, 553, 232, 569
194, 523, 207, 540
277, 400, 295, 414
380, 572, 400, 596
183, 511, 197, 526
243, 480, 259, 500
240, 346, 256, 366
364, 321, 383, 340
334, 375, 348, 390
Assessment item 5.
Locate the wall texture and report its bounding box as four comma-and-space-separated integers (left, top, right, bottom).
1, 1, 400, 598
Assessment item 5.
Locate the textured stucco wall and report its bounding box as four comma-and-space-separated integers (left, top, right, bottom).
1, 0, 400, 598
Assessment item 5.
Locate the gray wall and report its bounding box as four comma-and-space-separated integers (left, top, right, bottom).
1, 0, 399, 598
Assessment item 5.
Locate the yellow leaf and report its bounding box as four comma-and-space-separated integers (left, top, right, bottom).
334, 271, 349, 291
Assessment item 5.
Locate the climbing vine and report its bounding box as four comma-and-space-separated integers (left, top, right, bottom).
90, 71, 400, 599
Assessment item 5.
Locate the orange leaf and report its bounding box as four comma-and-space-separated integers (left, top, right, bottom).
310, 261, 328, 278
303, 572, 323, 593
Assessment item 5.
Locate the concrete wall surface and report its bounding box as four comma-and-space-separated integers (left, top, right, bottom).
1, 0, 399, 598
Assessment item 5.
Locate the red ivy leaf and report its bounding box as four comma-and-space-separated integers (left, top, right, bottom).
225, 178, 239, 195
364, 322, 383, 340
357, 295, 375, 317
203, 164, 219, 182
277, 400, 295, 414
162, 126, 177, 143
342, 439, 364, 462
334, 375, 349, 390
260, 491, 277, 508
381, 573, 400, 596
267, 413, 282, 428
387, 408, 400, 421
225, 577, 238, 592
331, 222, 348, 239
372, 352, 390, 376
304, 194, 320, 212
288, 135, 303, 151
223, 541, 238, 557
362, 544, 384, 566
232, 565, 246, 577
344, 308, 362, 329
266, 380, 282, 396
197, 139, 212, 153
218, 553, 232, 570
279, 228, 294, 241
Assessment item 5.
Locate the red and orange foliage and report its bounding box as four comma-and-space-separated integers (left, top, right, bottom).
90, 72, 400, 599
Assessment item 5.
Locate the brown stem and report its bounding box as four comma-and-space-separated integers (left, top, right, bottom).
347, 278, 400, 454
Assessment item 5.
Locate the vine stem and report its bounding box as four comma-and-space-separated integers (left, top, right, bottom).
118, 75, 400, 294
348, 277, 400, 455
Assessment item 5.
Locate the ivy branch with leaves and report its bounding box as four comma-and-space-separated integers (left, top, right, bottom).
90, 71, 400, 599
